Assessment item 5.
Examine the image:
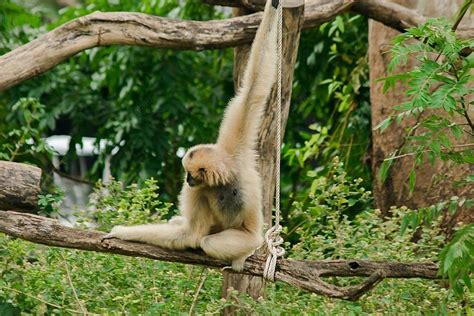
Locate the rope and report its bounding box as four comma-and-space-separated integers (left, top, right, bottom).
263, 1, 285, 282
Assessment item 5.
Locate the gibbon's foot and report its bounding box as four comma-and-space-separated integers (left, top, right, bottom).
231, 257, 247, 272
101, 225, 126, 241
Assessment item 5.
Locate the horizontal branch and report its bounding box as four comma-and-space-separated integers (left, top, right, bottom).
204, 0, 474, 46
0, 210, 439, 300
3, 0, 472, 91
352, 0, 474, 40
0, 1, 351, 91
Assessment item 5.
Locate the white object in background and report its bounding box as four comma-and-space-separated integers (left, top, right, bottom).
45, 135, 120, 226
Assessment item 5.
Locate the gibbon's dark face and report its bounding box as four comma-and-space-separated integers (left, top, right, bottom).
182, 144, 231, 187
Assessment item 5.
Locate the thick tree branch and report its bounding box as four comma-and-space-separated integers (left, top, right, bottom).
203, 0, 474, 44
352, 0, 474, 39
0, 211, 439, 300
0, 161, 440, 300
2, 0, 472, 91
0, 1, 351, 91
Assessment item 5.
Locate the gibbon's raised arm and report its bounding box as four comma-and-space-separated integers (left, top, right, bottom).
217, 0, 278, 155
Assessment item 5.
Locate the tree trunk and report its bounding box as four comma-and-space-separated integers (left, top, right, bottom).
369, 0, 474, 227
221, 1, 304, 313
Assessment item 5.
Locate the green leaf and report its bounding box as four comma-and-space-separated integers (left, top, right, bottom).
400, 214, 410, 235
374, 117, 393, 132
450, 124, 464, 139
408, 170, 416, 194
379, 158, 394, 183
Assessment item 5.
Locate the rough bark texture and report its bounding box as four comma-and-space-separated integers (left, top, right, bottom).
204, 0, 474, 40
0, 161, 41, 211
0, 210, 440, 300
369, 0, 474, 225
0, 0, 353, 92
222, 2, 305, 307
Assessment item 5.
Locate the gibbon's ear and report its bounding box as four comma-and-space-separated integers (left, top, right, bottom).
272, 0, 279, 9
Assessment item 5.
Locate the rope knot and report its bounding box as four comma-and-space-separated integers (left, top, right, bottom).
263, 224, 285, 281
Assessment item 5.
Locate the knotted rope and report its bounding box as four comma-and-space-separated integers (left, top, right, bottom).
263, 1, 285, 282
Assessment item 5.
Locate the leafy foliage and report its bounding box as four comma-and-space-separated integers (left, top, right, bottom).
1, 0, 234, 201
377, 15, 474, 300
285, 157, 372, 243
282, 13, 371, 219
439, 224, 474, 298
0, 170, 471, 314
376, 18, 474, 191
82, 178, 174, 231
0, 98, 54, 180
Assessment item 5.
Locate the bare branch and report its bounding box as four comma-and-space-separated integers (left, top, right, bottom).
0, 210, 439, 300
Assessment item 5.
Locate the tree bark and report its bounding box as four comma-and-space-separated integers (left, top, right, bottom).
369, 0, 474, 226
0, 161, 41, 211
203, 0, 474, 39
0, 0, 351, 92
0, 210, 440, 301
221, 1, 304, 310
6, 0, 473, 92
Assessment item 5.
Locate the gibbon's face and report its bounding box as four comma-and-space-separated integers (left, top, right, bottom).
182, 145, 231, 187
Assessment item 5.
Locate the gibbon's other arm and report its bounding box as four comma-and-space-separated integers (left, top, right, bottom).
216, 0, 279, 155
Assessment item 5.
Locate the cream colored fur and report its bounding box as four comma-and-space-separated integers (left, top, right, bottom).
104, 0, 278, 271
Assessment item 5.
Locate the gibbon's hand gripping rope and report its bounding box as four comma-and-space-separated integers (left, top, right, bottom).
263, 0, 285, 282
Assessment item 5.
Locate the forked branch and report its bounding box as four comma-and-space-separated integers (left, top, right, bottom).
0, 210, 438, 300
0, 161, 439, 300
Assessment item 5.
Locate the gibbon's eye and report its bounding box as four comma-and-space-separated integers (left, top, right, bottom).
198, 168, 206, 173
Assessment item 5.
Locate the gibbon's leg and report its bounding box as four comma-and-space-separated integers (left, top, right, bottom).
103, 219, 204, 250
200, 229, 263, 271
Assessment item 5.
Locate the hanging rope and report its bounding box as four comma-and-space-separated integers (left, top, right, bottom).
263, 1, 285, 282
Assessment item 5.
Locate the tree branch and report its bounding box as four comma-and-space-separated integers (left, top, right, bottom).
9, 0, 473, 92
0, 210, 439, 300
203, 0, 474, 45
0, 161, 440, 300
0, 1, 352, 91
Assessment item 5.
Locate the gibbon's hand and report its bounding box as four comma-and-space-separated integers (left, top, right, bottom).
272, 0, 279, 9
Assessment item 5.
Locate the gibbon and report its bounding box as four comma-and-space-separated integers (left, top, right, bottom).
104, 0, 279, 271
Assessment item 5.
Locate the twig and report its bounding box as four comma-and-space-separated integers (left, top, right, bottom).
452, 0, 472, 32
61, 252, 88, 315
52, 165, 93, 185
0, 285, 88, 314
451, 67, 474, 134
383, 143, 474, 161
188, 268, 209, 315
178, 267, 196, 310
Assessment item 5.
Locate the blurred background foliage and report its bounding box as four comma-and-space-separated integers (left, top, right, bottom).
0, 0, 371, 206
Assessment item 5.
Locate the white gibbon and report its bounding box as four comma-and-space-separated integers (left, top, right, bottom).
104, 0, 279, 271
